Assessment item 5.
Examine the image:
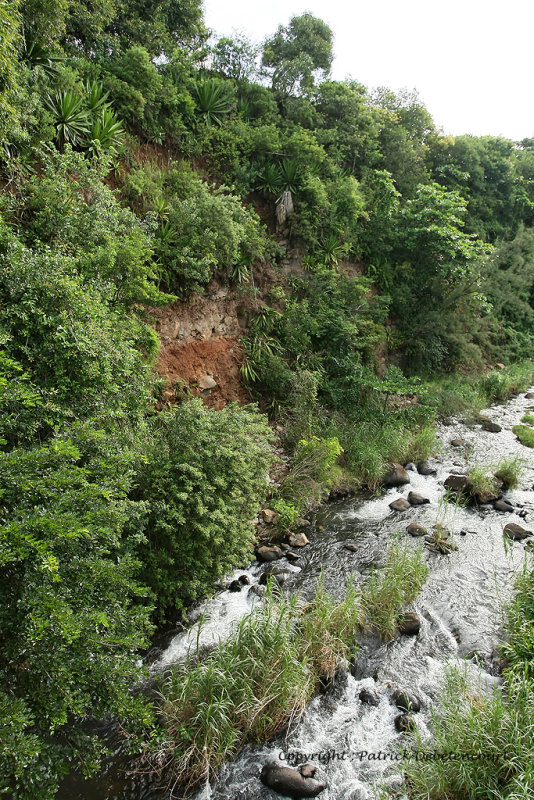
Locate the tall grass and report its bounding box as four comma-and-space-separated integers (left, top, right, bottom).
494, 455, 524, 490
513, 424, 534, 448
154, 540, 429, 793
422, 360, 534, 418
361, 538, 428, 639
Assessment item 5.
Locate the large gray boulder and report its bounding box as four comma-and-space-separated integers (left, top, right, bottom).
383, 463, 410, 487
260, 762, 326, 798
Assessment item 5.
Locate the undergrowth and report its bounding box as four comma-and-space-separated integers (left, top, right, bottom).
513, 424, 534, 447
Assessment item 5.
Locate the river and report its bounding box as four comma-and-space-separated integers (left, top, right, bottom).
60, 389, 534, 800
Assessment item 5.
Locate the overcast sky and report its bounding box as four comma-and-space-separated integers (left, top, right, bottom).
203, 0, 534, 141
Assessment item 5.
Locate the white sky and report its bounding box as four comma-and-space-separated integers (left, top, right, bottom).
203, 0, 534, 141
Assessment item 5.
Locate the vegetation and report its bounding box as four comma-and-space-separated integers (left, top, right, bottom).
513, 424, 534, 447
2, 0, 534, 793
155, 539, 427, 794
494, 455, 524, 489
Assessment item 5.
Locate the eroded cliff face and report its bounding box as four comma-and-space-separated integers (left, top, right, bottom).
150, 263, 281, 409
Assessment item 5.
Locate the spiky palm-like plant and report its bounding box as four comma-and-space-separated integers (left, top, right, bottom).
44, 90, 90, 151
193, 79, 234, 126
87, 107, 124, 156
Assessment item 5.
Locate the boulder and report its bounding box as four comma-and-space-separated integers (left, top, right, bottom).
398, 612, 421, 636
395, 713, 416, 733
256, 545, 283, 563
408, 492, 430, 506
289, 531, 309, 548
407, 523, 427, 537
405, 462, 417, 472
198, 374, 217, 390
359, 686, 380, 706
389, 498, 411, 512
285, 551, 301, 563
227, 575, 250, 592
260, 762, 326, 798
259, 568, 290, 586
450, 438, 466, 448
261, 509, 279, 524
504, 523, 533, 541
471, 478, 502, 505
248, 584, 266, 598
525, 392, 534, 399
417, 461, 437, 475
480, 418, 502, 433
494, 499, 514, 513
300, 764, 317, 779
343, 542, 359, 552
444, 474, 470, 497
383, 463, 410, 487
392, 688, 421, 713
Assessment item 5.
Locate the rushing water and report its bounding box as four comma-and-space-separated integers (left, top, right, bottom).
60, 391, 534, 800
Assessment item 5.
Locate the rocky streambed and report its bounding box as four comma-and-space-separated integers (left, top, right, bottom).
61, 390, 534, 800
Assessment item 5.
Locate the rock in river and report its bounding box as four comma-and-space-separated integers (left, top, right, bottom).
260, 762, 326, 798
504, 523, 532, 541
408, 491, 430, 506
407, 523, 427, 537
256, 545, 283, 563
392, 688, 421, 713
398, 611, 421, 635
383, 463, 410, 487
389, 498, 411, 511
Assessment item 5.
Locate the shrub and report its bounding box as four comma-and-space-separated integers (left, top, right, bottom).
132, 400, 273, 621
494, 455, 524, 489
279, 435, 343, 510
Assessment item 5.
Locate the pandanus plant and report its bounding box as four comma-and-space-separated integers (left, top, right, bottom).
193, 79, 234, 126
44, 90, 90, 151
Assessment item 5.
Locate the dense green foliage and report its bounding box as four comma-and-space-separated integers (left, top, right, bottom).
2, 0, 534, 794
132, 400, 272, 621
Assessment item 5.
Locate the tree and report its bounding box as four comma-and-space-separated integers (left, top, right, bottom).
211, 33, 260, 82
262, 13, 333, 96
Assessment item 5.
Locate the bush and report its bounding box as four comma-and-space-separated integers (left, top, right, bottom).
132, 400, 273, 621
279, 435, 343, 510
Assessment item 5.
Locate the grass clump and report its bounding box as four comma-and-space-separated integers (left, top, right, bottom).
361, 538, 428, 639
521, 412, 534, 424
404, 667, 534, 800
500, 557, 534, 679
494, 455, 524, 490
467, 465, 500, 497
513, 424, 534, 447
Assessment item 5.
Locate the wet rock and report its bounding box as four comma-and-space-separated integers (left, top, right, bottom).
405, 462, 417, 472
343, 542, 359, 552
417, 461, 437, 475
248, 584, 266, 598
256, 545, 283, 563
395, 713, 416, 733
280, 543, 290, 551
494, 499, 514, 513
407, 523, 427, 537
480, 418, 502, 433
359, 686, 380, 706
450, 438, 466, 448
389, 498, 411, 512
444, 474, 470, 497
408, 491, 430, 506
228, 575, 250, 592
504, 522, 533, 541
398, 612, 421, 636
285, 551, 301, 564
392, 689, 421, 713
525, 392, 534, 399
260, 762, 327, 798
261, 509, 279, 524
297, 518, 311, 527
289, 531, 309, 548
383, 463, 410, 487
259, 568, 290, 586
300, 764, 316, 779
